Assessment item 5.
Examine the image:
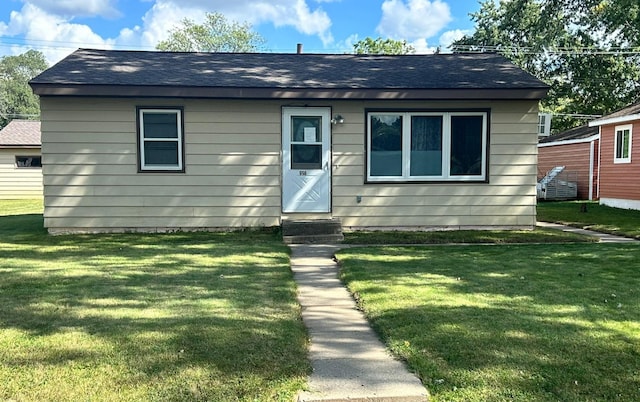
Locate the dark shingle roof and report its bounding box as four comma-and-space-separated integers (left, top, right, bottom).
539, 124, 599, 144
589, 101, 640, 126
0, 120, 41, 146
30, 49, 548, 100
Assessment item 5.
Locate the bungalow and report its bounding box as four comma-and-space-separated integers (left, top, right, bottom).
29, 49, 548, 234
589, 101, 640, 210
538, 124, 600, 200
0, 119, 42, 199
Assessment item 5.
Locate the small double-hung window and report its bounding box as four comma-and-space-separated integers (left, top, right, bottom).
614, 124, 632, 164
137, 107, 184, 172
367, 111, 488, 182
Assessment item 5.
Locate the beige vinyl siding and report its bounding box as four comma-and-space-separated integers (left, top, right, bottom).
329, 100, 539, 229
0, 148, 43, 199
42, 97, 539, 232
41, 98, 281, 232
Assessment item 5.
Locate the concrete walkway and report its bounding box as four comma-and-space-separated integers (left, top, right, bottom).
290, 245, 428, 402
536, 221, 639, 243
290, 224, 636, 401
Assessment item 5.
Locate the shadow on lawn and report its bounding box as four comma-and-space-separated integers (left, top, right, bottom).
338, 245, 640, 401
0, 213, 308, 401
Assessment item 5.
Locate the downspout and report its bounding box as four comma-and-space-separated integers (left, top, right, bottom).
589, 139, 594, 201
596, 127, 601, 200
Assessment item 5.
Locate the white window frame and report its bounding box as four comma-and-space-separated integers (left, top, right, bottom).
138, 108, 184, 172
614, 124, 632, 164
366, 111, 488, 182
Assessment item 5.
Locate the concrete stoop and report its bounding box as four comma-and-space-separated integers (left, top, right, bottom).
282, 219, 344, 244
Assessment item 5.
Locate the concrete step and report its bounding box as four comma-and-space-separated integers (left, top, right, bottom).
282, 219, 344, 244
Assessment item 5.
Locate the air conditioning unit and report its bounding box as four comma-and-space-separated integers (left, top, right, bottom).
538, 113, 552, 137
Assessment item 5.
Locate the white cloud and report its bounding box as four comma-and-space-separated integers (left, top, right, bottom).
376, 0, 452, 41
0, 0, 335, 64
410, 38, 437, 54
438, 29, 470, 49
26, 0, 121, 18
1, 3, 115, 63
141, 0, 334, 46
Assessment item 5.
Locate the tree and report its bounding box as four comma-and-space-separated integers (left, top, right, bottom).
156, 12, 265, 52
353, 37, 415, 55
0, 50, 48, 128
453, 0, 640, 132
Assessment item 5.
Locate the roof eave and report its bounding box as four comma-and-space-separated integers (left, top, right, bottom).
589, 114, 640, 127
30, 84, 549, 100
0, 144, 42, 148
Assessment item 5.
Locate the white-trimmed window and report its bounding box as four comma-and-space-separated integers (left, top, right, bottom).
137, 107, 184, 172
614, 124, 632, 164
367, 111, 488, 182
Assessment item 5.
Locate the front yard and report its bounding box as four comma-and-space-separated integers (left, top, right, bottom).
0, 200, 309, 401
3, 199, 640, 401
337, 244, 640, 401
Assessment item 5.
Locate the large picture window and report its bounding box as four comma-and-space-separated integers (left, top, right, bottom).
367, 111, 488, 182
614, 124, 632, 164
137, 107, 184, 172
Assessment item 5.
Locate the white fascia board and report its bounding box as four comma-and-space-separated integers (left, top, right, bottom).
589, 114, 640, 127
537, 133, 600, 147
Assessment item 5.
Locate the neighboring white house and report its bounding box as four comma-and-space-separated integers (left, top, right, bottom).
0, 119, 42, 199
30, 49, 548, 233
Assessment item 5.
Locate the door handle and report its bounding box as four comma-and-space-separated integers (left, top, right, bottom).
324, 161, 329, 170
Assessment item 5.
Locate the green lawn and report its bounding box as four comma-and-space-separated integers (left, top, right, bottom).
337, 244, 640, 402
0, 200, 309, 401
538, 201, 640, 239
343, 227, 596, 244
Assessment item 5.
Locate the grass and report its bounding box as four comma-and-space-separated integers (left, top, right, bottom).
343, 227, 596, 244
337, 244, 640, 402
0, 200, 309, 401
538, 201, 640, 239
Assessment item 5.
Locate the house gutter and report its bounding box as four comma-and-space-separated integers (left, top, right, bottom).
589, 113, 640, 127
29, 84, 549, 100
537, 133, 600, 147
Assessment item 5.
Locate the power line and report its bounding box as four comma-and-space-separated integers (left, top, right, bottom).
451, 44, 640, 55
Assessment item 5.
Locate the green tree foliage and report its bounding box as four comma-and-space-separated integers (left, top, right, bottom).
453, 0, 640, 132
353, 37, 416, 55
156, 12, 266, 52
0, 50, 48, 128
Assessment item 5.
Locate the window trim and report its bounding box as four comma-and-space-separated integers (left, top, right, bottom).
613, 124, 632, 164
365, 109, 490, 183
15, 155, 42, 169
137, 106, 185, 172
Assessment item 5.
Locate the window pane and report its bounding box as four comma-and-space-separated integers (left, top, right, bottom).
617, 129, 630, 159
450, 116, 483, 176
370, 114, 402, 176
411, 116, 443, 176
144, 142, 178, 165
291, 144, 322, 169
292, 116, 321, 142
15, 156, 42, 168
143, 112, 178, 138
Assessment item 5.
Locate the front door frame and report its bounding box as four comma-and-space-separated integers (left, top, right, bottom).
281, 106, 332, 213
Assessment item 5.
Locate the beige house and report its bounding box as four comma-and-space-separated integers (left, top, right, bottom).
0, 119, 42, 199
30, 49, 548, 234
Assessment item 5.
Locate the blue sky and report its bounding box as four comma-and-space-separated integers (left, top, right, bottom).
0, 0, 482, 64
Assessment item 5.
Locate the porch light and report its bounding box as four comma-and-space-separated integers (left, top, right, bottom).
331, 115, 344, 124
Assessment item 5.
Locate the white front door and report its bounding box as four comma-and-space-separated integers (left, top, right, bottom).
282, 107, 331, 213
